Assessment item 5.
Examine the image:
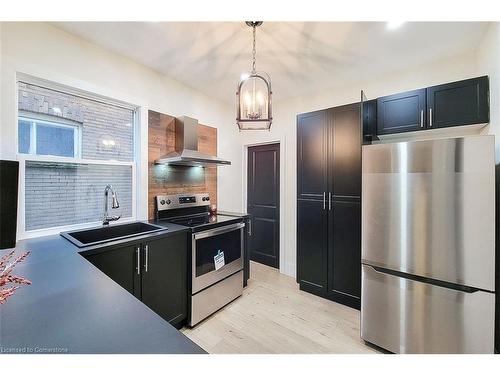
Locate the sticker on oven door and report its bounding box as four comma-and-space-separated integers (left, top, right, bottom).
214, 250, 225, 271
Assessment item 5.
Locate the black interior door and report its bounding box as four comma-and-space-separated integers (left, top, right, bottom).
427, 76, 489, 129
247, 143, 280, 268
297, 199, 328, 293
297, 110, 328, 200
141, 234, 187, 327
377, 88, 426, 135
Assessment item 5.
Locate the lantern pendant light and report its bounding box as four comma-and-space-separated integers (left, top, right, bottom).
236, 21, 273, 131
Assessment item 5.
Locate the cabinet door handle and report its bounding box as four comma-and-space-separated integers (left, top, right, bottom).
429, 108, 433, 127
136, 246, 141, 275
323, 192, 326, 210
420, 110, 424, 128
144, 244, 149, 272
328, 192, 332, 211
248, 220, 252, 236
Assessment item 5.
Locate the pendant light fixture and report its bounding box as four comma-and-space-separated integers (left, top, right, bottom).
236, 21, 272, 131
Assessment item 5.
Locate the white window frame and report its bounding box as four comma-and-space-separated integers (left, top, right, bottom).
16, 74, 140, 239
18, 114, 82, 158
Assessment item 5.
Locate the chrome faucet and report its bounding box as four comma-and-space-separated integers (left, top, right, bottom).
103, 185, 121, 225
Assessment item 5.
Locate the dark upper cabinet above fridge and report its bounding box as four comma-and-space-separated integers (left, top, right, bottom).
377, 88, 426, 135
426, 76, 489, 129
373, 76, 489, 137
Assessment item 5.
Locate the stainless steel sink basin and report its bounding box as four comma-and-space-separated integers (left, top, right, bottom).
61, 222, 166, 247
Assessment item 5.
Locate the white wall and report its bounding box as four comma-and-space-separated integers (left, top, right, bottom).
238, 51, 482, 277
0, 22, 243, 232
477, 23, 500, 162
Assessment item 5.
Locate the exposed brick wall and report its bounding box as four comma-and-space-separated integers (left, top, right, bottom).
25, 162, 132, 230
18, 82, 134, 162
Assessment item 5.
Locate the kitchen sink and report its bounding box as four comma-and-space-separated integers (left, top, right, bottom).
61, 222, 166, 248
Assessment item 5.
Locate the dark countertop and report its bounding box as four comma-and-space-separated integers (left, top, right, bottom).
0, 222, 205, 354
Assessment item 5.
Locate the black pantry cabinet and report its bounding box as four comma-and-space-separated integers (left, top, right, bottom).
297, 102, 361, 309
85, 232, 187, 328
377, 76, 489, 135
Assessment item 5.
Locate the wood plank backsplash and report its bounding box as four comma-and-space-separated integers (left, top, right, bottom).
148, 110, 217, 220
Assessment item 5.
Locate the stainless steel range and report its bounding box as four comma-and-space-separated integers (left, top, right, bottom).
155, 193, 245, 326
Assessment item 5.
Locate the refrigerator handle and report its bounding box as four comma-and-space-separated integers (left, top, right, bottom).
368, 265, 483, 294
328, 192, 332, 211
323, 192, 326, 210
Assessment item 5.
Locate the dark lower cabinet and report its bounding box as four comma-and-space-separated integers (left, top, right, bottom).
84, 232, 187, 328
328, 200, 361, 308
427, 76, 489, 129
377, 88, 426, 135
85, 244, 141, 298
297, 199, 328, 293
243, 216, 251, 287
297, 198, 361, 309
141, 234, 187, 327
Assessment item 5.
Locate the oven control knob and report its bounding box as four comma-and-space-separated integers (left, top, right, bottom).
166, 199, 171, 205
205, 196, 210, 201
160, 199, 166, 205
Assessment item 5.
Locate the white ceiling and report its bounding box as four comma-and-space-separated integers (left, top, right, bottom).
54, 22, 489, 104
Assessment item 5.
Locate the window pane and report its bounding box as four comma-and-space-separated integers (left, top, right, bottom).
36, 124, 75, 157
25, 161, 133, 230
18, 82, 134, 161
18, 120, 31, 154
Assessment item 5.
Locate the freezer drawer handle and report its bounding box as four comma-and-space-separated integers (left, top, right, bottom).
368, 265, 485, 294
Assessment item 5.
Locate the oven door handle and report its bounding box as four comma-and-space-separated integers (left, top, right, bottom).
193, 222, 245, 240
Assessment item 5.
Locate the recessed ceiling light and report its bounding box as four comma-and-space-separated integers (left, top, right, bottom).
387, 21, 405, 30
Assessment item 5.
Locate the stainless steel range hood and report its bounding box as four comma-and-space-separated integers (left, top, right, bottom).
154, 116, 231, 167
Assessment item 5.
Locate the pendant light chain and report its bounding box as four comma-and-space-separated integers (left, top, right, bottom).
252, 25, 257, 73
236, 21, 272, 130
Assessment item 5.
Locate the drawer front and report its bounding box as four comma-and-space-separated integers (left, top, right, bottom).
190, 270, 243, 326
361, 265, 495, 353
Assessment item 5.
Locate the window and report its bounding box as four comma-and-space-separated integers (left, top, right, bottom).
17, 79, 137, 234
18, 115, 81, 158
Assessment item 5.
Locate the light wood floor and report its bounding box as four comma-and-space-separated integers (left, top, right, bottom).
181, 261, 378, 354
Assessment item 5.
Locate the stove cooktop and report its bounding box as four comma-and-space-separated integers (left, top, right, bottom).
163, 213, 242, 230
154, 193, 245, 232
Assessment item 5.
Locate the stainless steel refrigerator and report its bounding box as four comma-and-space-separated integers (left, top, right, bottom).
361, 135, 496, 354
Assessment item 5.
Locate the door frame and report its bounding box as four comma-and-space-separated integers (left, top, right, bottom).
242, 140, 285, 274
